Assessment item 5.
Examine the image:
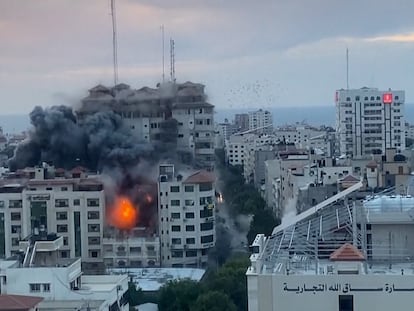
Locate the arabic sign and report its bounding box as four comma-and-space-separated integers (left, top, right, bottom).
27, 194, 50, 201
283, 282, 414, 295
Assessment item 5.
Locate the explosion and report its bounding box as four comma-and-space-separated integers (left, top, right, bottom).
108, 196, 138, 230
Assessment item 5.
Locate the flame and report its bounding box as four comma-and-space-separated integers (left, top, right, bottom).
109, 196, 138, 230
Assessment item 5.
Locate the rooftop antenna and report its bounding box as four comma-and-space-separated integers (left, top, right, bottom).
110, 0, 119, 86
346, 47, 349, 90
161, 25, 165, 83
170, 38, 176, 83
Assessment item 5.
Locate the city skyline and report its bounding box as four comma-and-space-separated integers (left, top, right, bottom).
1, 0, 414, 114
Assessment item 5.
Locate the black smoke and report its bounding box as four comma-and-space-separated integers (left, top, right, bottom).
9, 105, 153, 171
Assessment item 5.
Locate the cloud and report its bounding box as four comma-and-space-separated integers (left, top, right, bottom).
366, 33, 414, 43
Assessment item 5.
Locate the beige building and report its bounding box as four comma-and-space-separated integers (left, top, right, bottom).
157, 164, 215, 268
0, 167, 105, 271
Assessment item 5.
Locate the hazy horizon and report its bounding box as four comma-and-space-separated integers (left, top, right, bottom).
3, 103, 414, 134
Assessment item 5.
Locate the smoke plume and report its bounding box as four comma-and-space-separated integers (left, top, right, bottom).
9, 105, 153, 171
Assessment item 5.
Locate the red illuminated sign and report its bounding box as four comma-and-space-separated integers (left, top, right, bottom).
383, 93, 393, 104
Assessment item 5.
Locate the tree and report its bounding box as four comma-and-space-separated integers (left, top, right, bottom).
127, 282, 142, 307
206, 257, 250, 311
247, 209, 280, 244
158, 279, 201, 311
191, 291, 236, 311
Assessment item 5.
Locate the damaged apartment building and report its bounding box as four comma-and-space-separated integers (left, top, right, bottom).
79, 81, 215, 171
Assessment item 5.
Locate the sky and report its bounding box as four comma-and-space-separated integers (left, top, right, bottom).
1, 0, 414, 115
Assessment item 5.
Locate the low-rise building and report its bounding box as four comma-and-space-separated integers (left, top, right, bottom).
0, 234, 128, 311
247, 182, 414, 311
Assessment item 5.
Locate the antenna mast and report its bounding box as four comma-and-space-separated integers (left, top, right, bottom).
111, 0, 118, 85
170, 38, 176, 83
161, 25, 165, 83
346, 48, 349, 89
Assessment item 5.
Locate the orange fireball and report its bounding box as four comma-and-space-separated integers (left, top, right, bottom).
109, 196, 138, 230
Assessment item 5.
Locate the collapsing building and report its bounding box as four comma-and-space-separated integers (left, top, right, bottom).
79, 81, 215, 171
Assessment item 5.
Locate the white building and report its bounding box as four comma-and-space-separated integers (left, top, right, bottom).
335, 87, 405, 157
0, 236, 128, 311
0, 167, 105, 271
249, 109, 273, 134
225, 134, 250, 166
264, 152, 312, 218
247, 182, 414, 311
157, 164, 215, 268
274, 124, 335, 156
102, 228, 160, 269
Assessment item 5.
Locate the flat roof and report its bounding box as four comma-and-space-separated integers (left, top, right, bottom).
109, 268, 206, 291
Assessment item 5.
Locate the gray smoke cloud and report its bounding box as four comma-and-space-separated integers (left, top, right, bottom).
9, 105, 154, 171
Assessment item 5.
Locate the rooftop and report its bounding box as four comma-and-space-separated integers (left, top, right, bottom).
183, 170, 215, 184
109, 268, 205, 291
0, 294, 43, 310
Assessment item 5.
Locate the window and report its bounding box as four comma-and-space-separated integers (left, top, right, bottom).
171, 200, 180, 206
171, 212, 180, 219
186, 237, 195, 244
55, 199, 69, 207
88, 237, 100, 245
339, 295, 353, 311
186, 225, 195, 232
11, 238, 19, 246
87, 211, 100, 219
172, 238, 181, 245
186, 250, 197, 257
201, 235, 214, 244
11, 225, 21, 234
61, 187, 68, 191
171, 250, 183, 258
87, 198, 99, 207
184, 199, 194, 206
172, 225, 181, 232
185, 212, 195, 219
63, 237, 69, 245
9, 200, 22, 208
30, 283, 41, 292
73, 199, 80, 206
130, 247, 141, 253
199, 183, 212, 191
88, 224, 100, 232
184, 185, 194, 192
56, 211, 67, 220
199, 196, 213, 205
0, 201, 4, 208
200, 209, 213, 218
170, 186, 180, 192
10, 212, 21, 221
90, 251, 99, 258
43, 283, 51, 292
57, 225, 68, 233
201, 222, 213, 231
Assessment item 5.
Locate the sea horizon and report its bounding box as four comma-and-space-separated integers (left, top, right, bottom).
1, 103, 414, 134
